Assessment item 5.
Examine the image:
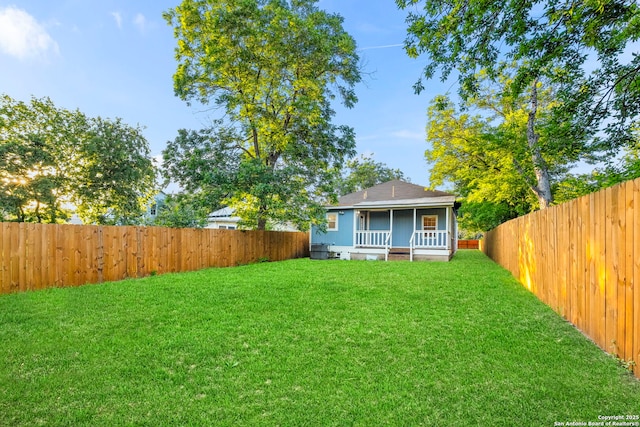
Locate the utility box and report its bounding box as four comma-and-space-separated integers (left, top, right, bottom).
310, 244, 329, 260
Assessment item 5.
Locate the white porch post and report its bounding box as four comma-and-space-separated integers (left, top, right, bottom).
411, 208, 417, 262
389, 209, 394, 245
413, 208, 417, 235
445, 206, 451, 250
353, 210, 358, 247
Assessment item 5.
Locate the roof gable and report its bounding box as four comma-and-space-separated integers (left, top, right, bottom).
334, 180, 455, 208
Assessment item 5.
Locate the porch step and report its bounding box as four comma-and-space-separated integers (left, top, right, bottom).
388, 247, 410, 255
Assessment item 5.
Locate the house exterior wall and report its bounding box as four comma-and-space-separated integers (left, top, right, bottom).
311, 209, 354, 247
368, 211, 389, 230
391, 210, 413, 246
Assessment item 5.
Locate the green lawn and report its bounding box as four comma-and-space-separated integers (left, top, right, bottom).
1, 251, 638, 426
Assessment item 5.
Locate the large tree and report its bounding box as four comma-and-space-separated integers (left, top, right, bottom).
397, 0, 640, 208
425, 70, 587, 228
163, 0, 360, 230
0, 94, 157, 224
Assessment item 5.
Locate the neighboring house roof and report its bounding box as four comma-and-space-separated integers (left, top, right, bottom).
207, 206, 298, 231
208, 207, 240, 220
332, 180, 456, 208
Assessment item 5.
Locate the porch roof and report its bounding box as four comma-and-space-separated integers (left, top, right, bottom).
330, 180, 456, 209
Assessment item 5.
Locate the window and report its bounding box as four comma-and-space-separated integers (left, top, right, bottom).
150, 203, 157, 216
422, 215, 438, 237
327, 212, 338, 231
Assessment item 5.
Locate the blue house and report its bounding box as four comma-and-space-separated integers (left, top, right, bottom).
311, 180, 459, 261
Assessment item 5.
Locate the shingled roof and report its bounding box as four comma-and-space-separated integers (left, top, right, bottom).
333, 180, 456, 208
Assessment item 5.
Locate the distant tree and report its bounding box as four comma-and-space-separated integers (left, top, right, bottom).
336, 154, 407, 196
163, 0, 361, 230
0, 135, 62, 222
74, 117, 157, 225
0, 94, 157, 224
457, 201, 526, 235
152, 193, 209, 228
554, 136, 640, 203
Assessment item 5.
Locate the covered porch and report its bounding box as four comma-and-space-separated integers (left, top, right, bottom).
352, 206, 456, 261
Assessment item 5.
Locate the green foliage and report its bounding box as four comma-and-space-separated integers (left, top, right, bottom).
335, 154, 407, 196
425, 75, 583, 229
554, 137, 640, 203
163, 0, 361, 230
0, 135, 65, 223
0, 94, 157, 224
152, 193, 209, 229
397, 0, 640, 150
75, 117, 156, 225
457, 201, 528, 235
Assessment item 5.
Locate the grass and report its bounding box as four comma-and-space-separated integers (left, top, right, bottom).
1, 251, 638, 426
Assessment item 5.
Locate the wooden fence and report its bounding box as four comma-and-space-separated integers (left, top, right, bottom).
458, 239, 479, 249
0, 223, 309, 294
481, 177, 640, 378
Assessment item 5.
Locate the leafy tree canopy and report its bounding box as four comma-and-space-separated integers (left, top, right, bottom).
152, 193, 209, 229
335, 154, 407, 196
397, 0, 640, 149
163, 0, 361, 230
554, 134, 640, 203
425, 70, 590, 229
0, 94, 157, 224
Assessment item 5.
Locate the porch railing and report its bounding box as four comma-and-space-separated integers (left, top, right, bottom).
384, 232, 391, 262
412, 230, 449, 249
355, 230, 390, 247
410, 230, 449, 262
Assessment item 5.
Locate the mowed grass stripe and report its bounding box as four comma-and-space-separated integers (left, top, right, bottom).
0, 251, 638, 426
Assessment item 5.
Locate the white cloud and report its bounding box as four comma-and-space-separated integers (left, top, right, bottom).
0, 6, 59, 60
359, 43, 403, 51
390, 129, 424, 140
111, 11, 123, 29
133, 13, 146, 33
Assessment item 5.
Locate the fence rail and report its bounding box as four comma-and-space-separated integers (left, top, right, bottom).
0, 223, 309, 294
481, 177, 640, 378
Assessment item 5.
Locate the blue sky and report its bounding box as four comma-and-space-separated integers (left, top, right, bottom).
0, 0, 453, 189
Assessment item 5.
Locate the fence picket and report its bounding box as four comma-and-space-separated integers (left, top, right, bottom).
482, 177, 640, 378
0, 225, 309, 295
624, 181, 635, 366
633, 178, 640, 376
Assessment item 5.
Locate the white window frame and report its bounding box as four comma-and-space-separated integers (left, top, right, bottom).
422, 215, 438, 237
327, 212, 338, 231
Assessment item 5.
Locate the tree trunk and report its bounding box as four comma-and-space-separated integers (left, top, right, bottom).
527, 79, 553, 209
256, 201, 268, 231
